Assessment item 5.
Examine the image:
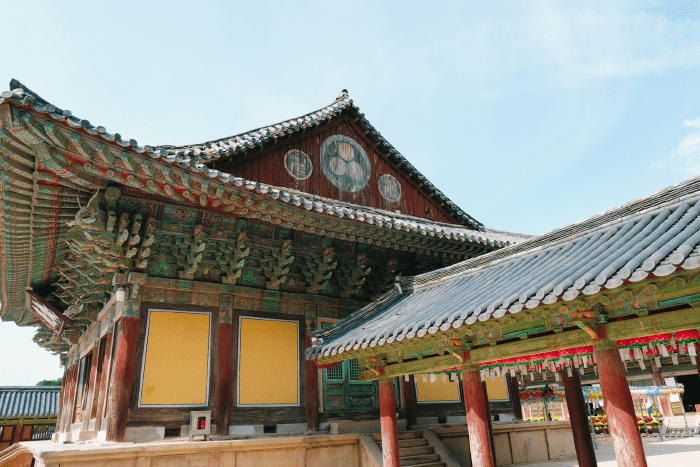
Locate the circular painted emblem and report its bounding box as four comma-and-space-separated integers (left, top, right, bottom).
320, 135, 371, 192
284, 149, 313, 180
378, 174, 402, 203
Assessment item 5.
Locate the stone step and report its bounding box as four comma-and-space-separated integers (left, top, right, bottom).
400, 453, 441, 466
372, 431, 424, 441
398, 438, 429, 448
399, 445, 434, 457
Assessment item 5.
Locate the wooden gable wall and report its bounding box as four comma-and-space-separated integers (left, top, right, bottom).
212, 116, 461, 225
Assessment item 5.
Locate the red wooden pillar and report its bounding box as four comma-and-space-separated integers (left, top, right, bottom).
481, 381, 497, 464
216, 314, 234, 435
593, 323, 647, 467
11, 421, 24, 445
83, 345, 100, 431
94, 332, 113, 433
55, 364, 68, 435
60, 363, 77, 433
106, 316, 140, 442
379, 377, 400, 467
563, 370, 597, 467
403, 375, 418, 426
651, 367, 673, 417
461, 351, 495, 467
507, 374, 523, 420
305, 334, 320, 432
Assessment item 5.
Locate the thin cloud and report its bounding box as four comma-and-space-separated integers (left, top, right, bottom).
654, 117, 700, 174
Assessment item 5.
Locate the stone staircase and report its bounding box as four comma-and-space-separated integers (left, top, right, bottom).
371, 430, 448, 467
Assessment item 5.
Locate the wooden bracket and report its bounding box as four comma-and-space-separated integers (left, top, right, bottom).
574, 318, 598, 339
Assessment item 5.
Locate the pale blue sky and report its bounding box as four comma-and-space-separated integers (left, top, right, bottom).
2, 0, 700, 384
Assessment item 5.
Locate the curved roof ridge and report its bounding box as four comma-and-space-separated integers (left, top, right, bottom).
4, 80, 481, 230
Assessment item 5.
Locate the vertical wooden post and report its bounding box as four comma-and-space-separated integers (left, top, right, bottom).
61, 362, 78, 433
507, 374, 523, 420
305, 334, 320, 432
216, 298, 234, 436
403, 375, 418, 426
651, 367, 672, 417
55, 364, 68, 435
563, 370, 598, 467
94, 331, 113, 433
593, 323, 647, 467
379, 376, 400, 467
461, 351, 495, 467
82, 345, 100, 431
106, 315, 140, 442
481, 381, 497, 465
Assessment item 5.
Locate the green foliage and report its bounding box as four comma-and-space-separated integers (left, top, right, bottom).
36, 378, 62, 386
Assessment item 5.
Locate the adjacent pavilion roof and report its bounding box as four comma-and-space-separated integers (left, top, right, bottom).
308, 175, 700, 360
0, 387, 60, 419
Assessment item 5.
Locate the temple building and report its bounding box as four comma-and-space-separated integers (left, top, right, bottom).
0, 80, 528, 445
3, 79, 700, 467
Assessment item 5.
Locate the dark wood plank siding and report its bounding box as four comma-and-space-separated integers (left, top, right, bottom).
215, 115, 460, 225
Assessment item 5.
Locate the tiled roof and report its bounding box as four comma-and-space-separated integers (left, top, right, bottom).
307, 174, 700, 359
3, 80, 482, 230
0, 387, 60, 418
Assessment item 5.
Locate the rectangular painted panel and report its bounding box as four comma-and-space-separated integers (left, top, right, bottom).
415, 375, 461, 403
238, 317, 299, 405
140, 310, 211, 406
485, 376, 509, 401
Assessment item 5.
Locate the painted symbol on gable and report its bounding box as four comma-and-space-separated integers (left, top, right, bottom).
378, 174, 402, 203
284, 149, 313, 181
320, 135, 371, 192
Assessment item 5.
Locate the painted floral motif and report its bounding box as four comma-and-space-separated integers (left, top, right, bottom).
320, 135, 371, 192
378, 173, 402, 203
284, 149, 313, 180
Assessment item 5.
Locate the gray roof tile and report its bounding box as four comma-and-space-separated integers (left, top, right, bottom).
0, 386, 60, 418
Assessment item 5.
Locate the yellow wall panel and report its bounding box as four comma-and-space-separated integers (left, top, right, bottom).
485, 376, 509, 401
140, 310, 211, 406
239, 317, 299, 405
415, 375, 461, 403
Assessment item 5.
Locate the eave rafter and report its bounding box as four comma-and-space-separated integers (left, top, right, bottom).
14, 108, 496, 258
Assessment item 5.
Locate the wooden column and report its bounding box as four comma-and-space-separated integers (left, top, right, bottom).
216, 298, 234, 435
563, 370, 597, 467
82, 345, 100, 431
507, 374, 523, 420
11, 421, 24, 445
403, 375, 418, 426
94, 331, 113, 433
105, 282, 144, 443
593, 323, 647, 467
55, 364, 68, 434
651, 367, 672, 417
461, 351, 495, 467
379, 376, 400, 467
481, 381, 497, 465
61, 362, 78, 433
305, 334, 320, 432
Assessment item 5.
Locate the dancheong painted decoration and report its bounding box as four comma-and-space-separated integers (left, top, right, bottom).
283, 149, 313, 181
378, 173, 402, 203
320, 134, 371, 193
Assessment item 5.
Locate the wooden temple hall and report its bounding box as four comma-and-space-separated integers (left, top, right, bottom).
1, 78, 700, 467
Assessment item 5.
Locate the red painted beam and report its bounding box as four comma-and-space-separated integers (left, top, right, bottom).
462, 351, 495, 467
379, 377, 400, 467
106, 317, 140, 442
594, 323, 647, 467
563, 370, 598, 467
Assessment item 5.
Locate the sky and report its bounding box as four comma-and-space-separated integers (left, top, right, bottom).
2, 0, 700, 385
